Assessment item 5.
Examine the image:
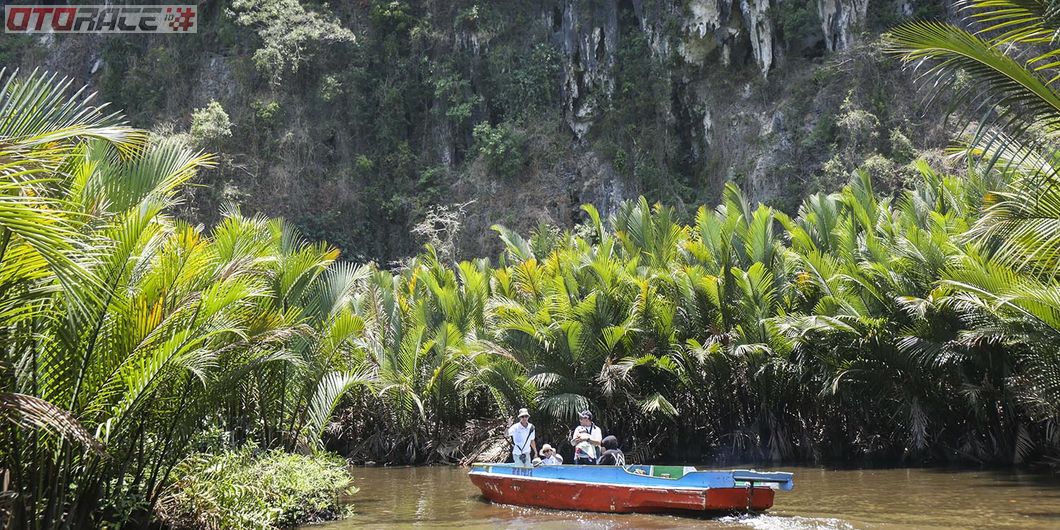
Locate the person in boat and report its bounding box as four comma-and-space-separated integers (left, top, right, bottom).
508, 408, 537, 467
570, 410, 602, 464
538, 444, 563, 465
596, 435, 625, 465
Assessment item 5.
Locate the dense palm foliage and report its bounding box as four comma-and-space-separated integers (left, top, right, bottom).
887, 0, 1060, 447
326, 165, 1056, 466
0, 69, 365, 528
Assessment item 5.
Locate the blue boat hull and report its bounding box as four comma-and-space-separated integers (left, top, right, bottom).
468, 464, 793, 513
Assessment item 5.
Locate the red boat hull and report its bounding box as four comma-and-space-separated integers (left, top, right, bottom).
469, 473, 775, 513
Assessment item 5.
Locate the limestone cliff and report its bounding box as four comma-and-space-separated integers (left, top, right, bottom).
4, 0, 950, 262
819, 0, 870, 51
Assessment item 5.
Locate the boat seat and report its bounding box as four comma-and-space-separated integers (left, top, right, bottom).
623, 465, 696, 479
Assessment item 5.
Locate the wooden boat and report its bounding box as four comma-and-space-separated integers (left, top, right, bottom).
468, 463, 793, 514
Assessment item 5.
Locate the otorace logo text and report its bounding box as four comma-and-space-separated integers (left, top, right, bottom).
4, 5, 196, 33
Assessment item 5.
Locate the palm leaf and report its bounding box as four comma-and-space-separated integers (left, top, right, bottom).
0, 392, 104, 454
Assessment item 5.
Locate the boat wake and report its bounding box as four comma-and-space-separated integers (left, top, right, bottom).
720, 514, 856, 530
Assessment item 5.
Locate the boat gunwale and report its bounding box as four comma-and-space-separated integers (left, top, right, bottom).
469, 462, 794, 480
467, 465, 789, 492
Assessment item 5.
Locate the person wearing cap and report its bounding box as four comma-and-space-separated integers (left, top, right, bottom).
538, 444, 563, 465
570, 410, 602, 464
507, 408, 537, 467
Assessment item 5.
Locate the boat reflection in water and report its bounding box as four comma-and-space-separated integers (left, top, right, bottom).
468, 463, 794, 514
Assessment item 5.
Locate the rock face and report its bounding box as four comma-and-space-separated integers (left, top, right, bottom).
677, 0, 752, 69
13, 0, 946, 262
554, 0, 872, 137
540, 0, 942, 219
819, 0, 869, 51
553, 1, 618, 139
740, 0, 775, 75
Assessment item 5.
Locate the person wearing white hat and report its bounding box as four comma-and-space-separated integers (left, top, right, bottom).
507, 408, 537, 467
538, 444, 563, 465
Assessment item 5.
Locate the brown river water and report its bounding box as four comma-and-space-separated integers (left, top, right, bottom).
315, 465, 1060, 529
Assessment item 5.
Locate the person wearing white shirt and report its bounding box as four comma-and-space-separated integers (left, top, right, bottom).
570, 410, 602, 464
507, 408, 537, 467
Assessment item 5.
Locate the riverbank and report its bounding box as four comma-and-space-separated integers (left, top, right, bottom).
155, 449, 356, 530
315, 465, 1060, 529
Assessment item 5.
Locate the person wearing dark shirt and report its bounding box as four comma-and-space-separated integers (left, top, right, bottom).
596, 435, 625, 465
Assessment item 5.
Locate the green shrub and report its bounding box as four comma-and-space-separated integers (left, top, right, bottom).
836, 93, 881, 151
190, 100, 233, 145
228, 0, 355, 84
775, 0, 822, 49
319, 74, 344, 102
252, 99, 281, 124
431, 63, 481, 124
370, 1, 415, 32
802, 110, 837, 149
817, 153, 849, 191
889, 127, 916, 163
156, 449, 356, 530
472, 121, 526, 178
486, 43, 561, 119
0, 35, 36, 65
355, 154, 375, 174
857, 153, 915, 194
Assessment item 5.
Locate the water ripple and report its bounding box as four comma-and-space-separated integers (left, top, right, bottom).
720, 514, 857, 530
